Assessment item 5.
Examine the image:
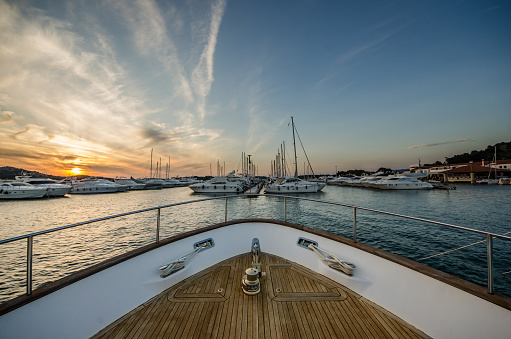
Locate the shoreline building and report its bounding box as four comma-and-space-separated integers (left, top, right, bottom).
410, 160, 511, 184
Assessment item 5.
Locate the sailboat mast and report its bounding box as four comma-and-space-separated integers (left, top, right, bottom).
150, 148, 153, 179
291, 116, 298, 178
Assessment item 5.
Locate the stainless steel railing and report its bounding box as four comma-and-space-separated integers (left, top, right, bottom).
1, 194, 510, 298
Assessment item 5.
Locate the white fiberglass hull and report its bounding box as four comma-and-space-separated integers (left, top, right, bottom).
1, 219, 509, 339
128, 184, 146, 190
264, 182, 325, 193
189, 184, 244, 193
39, 185, 72, 197
375, 183, 433, 190
0, 188, 47, 199
70, 185, 119, 194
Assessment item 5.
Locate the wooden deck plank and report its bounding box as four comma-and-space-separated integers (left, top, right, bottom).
287, 266, 313, 338
287, 264, 312, 338
345, 295, 381, 338
92, 252, 430, 339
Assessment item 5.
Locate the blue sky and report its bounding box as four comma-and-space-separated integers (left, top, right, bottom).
0, 0, 510, 177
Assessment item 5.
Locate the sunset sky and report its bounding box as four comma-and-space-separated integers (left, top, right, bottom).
1, 0, 510, 178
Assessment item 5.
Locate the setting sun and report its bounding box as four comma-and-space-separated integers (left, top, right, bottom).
70, 167, 83, 175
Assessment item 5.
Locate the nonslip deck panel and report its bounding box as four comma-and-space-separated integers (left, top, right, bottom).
92, 253, 429, 338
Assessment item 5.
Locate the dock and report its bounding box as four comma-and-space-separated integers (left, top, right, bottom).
244, 183, 263, 195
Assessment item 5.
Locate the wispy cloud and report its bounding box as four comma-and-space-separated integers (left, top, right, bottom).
312, 25, 404, 97
0, 0, 230, 176
408, 139, 471, 149
192, 0, 227, 119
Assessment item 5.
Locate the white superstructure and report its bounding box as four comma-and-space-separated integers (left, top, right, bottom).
70, 179, 120, 194
113, 178, 146, 190
189, 171, 247, 193
15, 176, 71, 197
0, 182, 48, 199
371, 177, 434, 190
264, 177, 325, 193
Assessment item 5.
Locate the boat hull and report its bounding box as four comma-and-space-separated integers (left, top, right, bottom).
42, 186, 72, 197
264, 183, 325, 193
189, 185, 244, 193
2, 219, 509, 339
0, 188, 47, 199
70, 185, 119, 194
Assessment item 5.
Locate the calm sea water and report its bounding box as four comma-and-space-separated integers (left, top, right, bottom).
1, 184, 510, 302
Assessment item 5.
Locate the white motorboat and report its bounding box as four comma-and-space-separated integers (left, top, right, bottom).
0, 195, 509, 338
178, 177, 203, 186
498, 178, 510, 185
94, 179, 128, 192
113, 178, 146, 190
143, 178, 176, 189
326, 176, 358, 186
475, 179, 499, 185
15, 176, 71, 197
0, 182, 48, 199
163, 178, 186, 187
133, 178, 163, 190
69, 179, 120, 194
264, 176, 326, 193
372, 177, 434, 190
189, 171, 247, 193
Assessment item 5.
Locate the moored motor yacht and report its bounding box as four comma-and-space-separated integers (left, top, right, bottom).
94, 179, 128, 192
326, 176, 359, 186
498, 178, 510, 185
15, 176, 72, 197
0, 195, 509, 338
264, 176, 326, 193
0, 181, 48, 199
69, 179, 120, 194
163, 178, 186, 187
143, 178, 176, 189
371, 176, 434, 190
113, 178, 146, 190
177, 177, 203, 186
475, 179, 499, 185
189, 171, 247, 193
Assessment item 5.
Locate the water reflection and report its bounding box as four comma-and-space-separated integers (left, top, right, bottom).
1, 185, 510, 303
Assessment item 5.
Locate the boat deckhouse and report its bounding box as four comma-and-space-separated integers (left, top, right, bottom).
410, 159, 511, 184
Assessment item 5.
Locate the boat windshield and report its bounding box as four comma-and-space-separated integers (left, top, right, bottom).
29, 180, 55, 184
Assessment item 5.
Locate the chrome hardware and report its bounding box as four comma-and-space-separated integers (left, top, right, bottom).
242, 238, 265, 295
242, 268, 261, 295
297, 237, 318, 250
193, 238, 214, 252
160, 238, 214, 278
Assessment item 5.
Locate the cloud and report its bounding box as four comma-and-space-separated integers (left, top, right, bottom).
191, 0, 227, 118
0, 0, 231, 176
407, 139, 471, 149
0, 110, 13, 123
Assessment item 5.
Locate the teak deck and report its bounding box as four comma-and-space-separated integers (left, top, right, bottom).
93, 252, 429, 338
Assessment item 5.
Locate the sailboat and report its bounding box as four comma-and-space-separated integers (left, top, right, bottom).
476, 147, 499, 185
264, 117, 326, 193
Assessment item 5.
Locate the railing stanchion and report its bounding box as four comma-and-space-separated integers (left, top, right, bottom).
284, 197, 287, 222
27, 236, 33, 295
487, 234, 494, 294
353, 207, 357, 243
156, 208, 161, 243
225, 198, 228, 222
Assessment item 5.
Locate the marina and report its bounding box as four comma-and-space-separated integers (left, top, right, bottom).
2, 1, 510, 336
0, 187, 510, 338
1, 184, 510, 301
